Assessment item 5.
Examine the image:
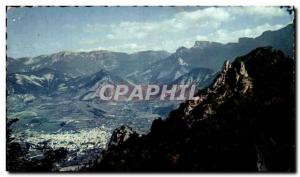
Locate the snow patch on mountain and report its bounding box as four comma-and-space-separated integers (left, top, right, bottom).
177, 57, 188, 66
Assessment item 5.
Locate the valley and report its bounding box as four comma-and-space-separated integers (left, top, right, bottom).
6, 23, 295, 171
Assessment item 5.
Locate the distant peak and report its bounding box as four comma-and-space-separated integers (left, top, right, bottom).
194, 40, 210, 46
193, 40, 222, 49
89, 50, 112, 54
193, 41, 212, 48
176, 46, 188, 53
238, 37, 253, 43
54, 51, 75, 56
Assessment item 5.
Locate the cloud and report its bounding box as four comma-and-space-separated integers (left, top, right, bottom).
83, 7, 232, 36
175, 7, 231, 22
7, 6, 293, 58
78, 7, 293, 53
212, 24, 286, 43
230, 6, 287, 17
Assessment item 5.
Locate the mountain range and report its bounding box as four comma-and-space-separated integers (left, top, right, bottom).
6, 24, 295, 172
7, 24, 294, 96
130, 24, 294, 84
90, 47, 295, 172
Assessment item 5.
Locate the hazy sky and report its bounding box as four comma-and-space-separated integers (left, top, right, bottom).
7, 6, 293, 58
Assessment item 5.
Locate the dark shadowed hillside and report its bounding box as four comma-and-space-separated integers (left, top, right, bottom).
90, 47, 295, 172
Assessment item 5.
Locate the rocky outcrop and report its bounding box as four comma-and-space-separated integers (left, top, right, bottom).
107, 125, 138, 149
90, 47, 295, 172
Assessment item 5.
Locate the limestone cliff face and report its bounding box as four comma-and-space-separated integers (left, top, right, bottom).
181, 59, 253, 127
90, 47, 295, 172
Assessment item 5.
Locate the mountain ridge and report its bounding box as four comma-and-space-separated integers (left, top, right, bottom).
7, 24, 294, 85
129, 24, 294, 84
90, 47, 295, 172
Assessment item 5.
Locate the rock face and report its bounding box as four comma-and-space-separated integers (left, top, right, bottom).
170, 67, 215, 89
91, 47, 295, 172
107, 125, 138, 149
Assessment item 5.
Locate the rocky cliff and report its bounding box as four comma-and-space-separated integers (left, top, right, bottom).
90, 47, 295, 172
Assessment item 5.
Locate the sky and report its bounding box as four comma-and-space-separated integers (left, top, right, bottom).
7, 6, 293, 58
